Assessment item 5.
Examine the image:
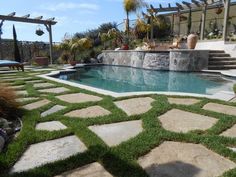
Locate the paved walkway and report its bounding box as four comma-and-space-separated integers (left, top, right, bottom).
1, 71, 236, 177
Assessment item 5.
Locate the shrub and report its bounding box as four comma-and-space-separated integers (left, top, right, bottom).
233, 84, 236, 94
0, 84, 20, 121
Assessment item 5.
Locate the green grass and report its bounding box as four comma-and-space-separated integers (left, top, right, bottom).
1, 71, 236, 177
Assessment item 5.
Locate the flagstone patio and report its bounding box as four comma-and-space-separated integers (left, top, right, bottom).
55, 162, 113, 177
65, 106, 111, 119
159, 109, 218, 133
11, 135, 87, 173
56, 93, 102, 103
36, 121, 67, 131
88, 120, 143, 146
2, 71, 236, 177
138, 141, 236, 177
114, 97, 154, 116
23, 99, 51, 110
38, 87, 70, 94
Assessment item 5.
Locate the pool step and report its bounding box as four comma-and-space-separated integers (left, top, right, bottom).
209, 53, 231, 57
209, 60, 236, 65
209, 50, 225, 53
208, 50, 236, 70
208, 65, 236, 70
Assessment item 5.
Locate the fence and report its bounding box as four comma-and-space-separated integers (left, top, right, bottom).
117, 4, 236, 42
0, 39, 61, 63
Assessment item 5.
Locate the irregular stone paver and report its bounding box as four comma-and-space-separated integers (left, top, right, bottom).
26, 80, 44, 83
89, 120, 143, 146
230, 98, 236, 102
41, 105, 66, 117
159, 109, 217, 133
168, 98, 201, 105
55, 162, 113, 177
10, 85, 24, 89
3, 77, 32, 81
57, 93, 102, 104
221, 124, 236, 138
16, 97, 39, 103
114, 97, 154, 116
16, 90, 28, 96
39, 87, 70, 94
23, 99, 51, 110
28, 72, 41, 76
33, 83, 55, 88
11, 135, 87, 173
138, 141, 236, 177
203, 103, 236, 116
36, 121, 67, 131
65, 106, 111, 118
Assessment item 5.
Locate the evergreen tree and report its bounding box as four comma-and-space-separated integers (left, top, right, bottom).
13, 25, 21, 62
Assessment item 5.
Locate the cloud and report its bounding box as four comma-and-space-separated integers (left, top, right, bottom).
41, 2, 100, 12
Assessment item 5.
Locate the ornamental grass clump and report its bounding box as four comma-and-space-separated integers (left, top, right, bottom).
0, 84, 20, 121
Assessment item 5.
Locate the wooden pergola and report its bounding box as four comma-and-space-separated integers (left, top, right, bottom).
0, 12, 57, 64
146, 0, 232, 41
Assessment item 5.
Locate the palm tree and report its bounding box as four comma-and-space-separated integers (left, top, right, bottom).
123, 0, 146, 36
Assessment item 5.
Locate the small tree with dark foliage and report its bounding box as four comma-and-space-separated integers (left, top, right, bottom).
13, 25, 21, 63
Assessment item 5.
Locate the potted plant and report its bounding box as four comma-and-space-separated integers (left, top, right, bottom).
34, 50, 49, 67
187, 33, 198, 49
121, 36, 129, 50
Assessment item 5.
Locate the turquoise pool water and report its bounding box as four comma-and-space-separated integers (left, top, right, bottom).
54, 65, 236, 95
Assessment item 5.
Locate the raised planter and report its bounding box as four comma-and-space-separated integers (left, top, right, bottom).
101, 49, 209, 71
0, 129, 7, 152
34, 57, 49, 67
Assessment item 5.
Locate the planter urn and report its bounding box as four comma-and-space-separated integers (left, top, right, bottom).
187, 34, 198, 49
35, 57, 49, 66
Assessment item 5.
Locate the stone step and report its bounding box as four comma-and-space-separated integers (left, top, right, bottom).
209, 60, 236, 65
209, 53, 231, 57
209, 50, 225, 53
208, 65, 236, 70
209, 57, 236, 60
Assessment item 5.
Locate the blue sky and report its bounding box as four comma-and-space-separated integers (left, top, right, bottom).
0, 0, 193, 42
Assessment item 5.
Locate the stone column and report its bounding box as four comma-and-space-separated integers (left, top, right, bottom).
223, 0, 231, 41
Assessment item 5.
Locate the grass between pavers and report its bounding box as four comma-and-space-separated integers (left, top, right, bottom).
1, 72, 236, 176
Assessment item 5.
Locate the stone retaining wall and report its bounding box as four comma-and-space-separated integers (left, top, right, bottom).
101, 50, 209, 71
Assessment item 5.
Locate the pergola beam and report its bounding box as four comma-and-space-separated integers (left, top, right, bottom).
8, 12, 16, 17
0, 13, 57, 64
0, 15, 56, 25
22, 14, 30, 18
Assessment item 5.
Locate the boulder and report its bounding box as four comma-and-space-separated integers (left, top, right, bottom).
97, 53, 104, 63
90, 58, 98, 64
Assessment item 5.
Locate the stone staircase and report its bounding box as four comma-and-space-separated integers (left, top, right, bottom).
208, 50, 236, 70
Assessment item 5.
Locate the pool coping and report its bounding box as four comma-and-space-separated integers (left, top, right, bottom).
39, 64, 236, 101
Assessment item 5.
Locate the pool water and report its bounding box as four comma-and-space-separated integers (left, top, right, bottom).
54, 65, 236, 95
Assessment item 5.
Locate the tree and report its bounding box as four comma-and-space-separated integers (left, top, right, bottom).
123, 0, 146, 36
13, 25, 21, 63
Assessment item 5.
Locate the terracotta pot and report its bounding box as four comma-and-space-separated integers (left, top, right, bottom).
34, 57, 49, 66
122, 44, 129, 50
215, 8, 223, 15
69, 60, 77, 66
187, 34, 198, 49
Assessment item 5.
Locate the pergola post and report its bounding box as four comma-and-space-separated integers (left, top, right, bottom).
0, 20, 4, 59
177, 10, 181, 36
45, 24, 53, 65
171, 14, 175, 35
150, 16, 154, 41
200, 4, 207, 40
223, 0, 231, 41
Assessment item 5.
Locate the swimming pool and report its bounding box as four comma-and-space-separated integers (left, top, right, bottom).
53, 65, 236, 95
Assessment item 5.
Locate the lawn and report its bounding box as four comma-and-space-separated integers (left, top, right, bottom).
1, 70, 236, 177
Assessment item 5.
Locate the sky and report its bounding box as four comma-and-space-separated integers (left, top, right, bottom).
0, 0, 203, 42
